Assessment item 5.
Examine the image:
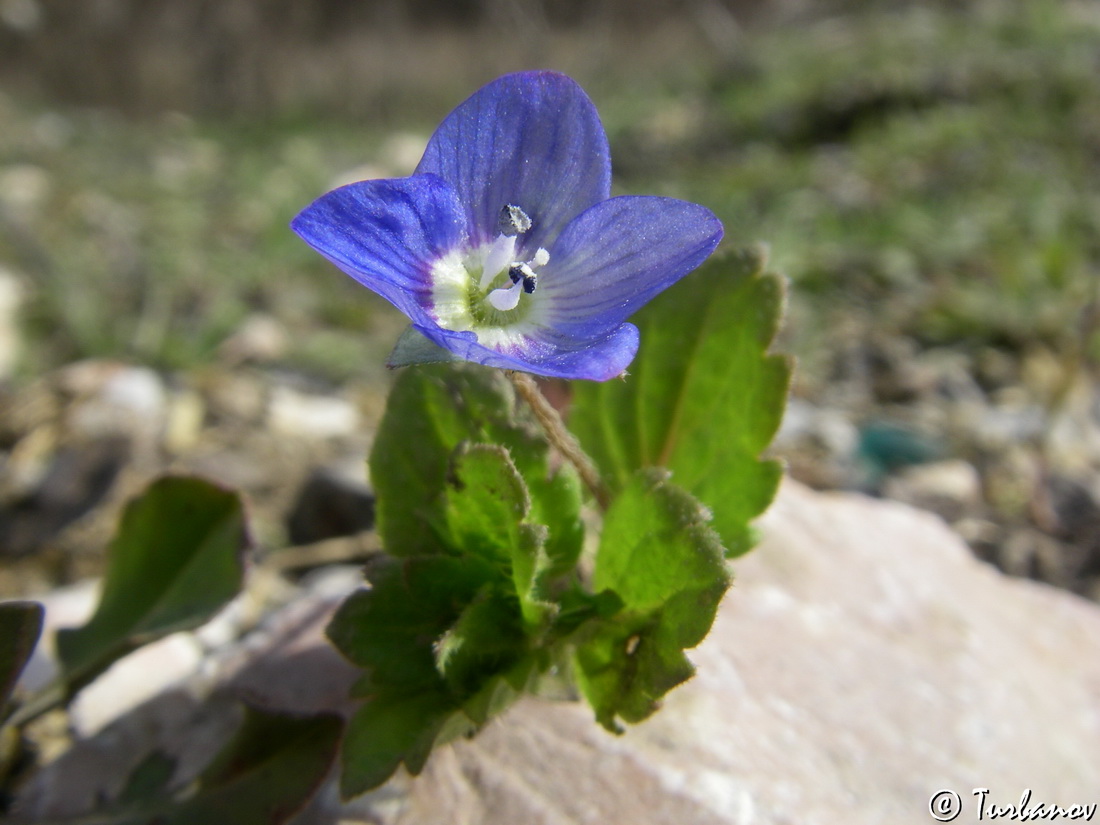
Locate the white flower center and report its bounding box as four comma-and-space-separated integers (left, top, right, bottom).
429, 204, 550, 338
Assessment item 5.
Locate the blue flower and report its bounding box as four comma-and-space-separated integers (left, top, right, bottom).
291, 71, 723, 381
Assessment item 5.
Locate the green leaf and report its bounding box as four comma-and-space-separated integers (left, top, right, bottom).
433, 586, 527, 696
326, 555, 496, 693
0, 601, 44, 720
115, 751, 177, 807
327, 551, 537, 795
526, 462, 584, 578
574, 469, 730, 732
337, 364, 590, 795
370, 363, 581, 565
433, 443, 531, 567
570, 246, 791, 556
341, 687, 454, 799
181, 705, 341, 824
434, 442, 557, 629
387, 325, 462, 368
509, 523, 557, 629
56, 476, 248, 693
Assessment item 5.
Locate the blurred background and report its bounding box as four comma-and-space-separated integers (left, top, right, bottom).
1, 0, 1099, 601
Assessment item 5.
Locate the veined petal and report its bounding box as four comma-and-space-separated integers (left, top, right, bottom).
538, 196, 723, 338
291, 174, 467, 320
415, 71, 611, 252
414, 322, 639, 382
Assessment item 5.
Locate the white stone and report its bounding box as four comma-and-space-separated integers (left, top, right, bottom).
883, 458, 983, 512
163, 388, 206, 453
0, 163, 50, 216
63, 361, 166, 441
68, 633, 205, 737
217, 313, 288, 364
775, 398, 859, 456
18, 579, 100, 692
268, 386, 360, 439
0, 265, 23, 379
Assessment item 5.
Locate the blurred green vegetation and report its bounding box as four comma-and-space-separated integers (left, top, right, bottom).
0, 109, 417, 381
1, 0, 1097, 385
620, 1, 1100, 386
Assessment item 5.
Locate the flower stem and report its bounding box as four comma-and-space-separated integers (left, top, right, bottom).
510, 372, 610, 510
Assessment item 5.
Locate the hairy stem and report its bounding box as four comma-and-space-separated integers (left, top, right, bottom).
510, 372, 610, 510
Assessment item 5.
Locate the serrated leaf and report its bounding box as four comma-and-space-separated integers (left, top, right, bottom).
55, 476, 248, 693
337, 364, 590, 796
0, 601, 44, 720
571, 246, 791, 556
341, 688, 454, 799
326, 555, 496, 692
509, 523, 557, 628
435, 442, 557, 628
433, 443, 530, 567
457, 659, 534, 727
574, 470, 730, 732
526, 463, 584, 578
434, 586, 526, 696
370, 363, 581, 565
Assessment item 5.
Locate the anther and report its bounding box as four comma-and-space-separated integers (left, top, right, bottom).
508, 263, 538, 293
498, 204, 533, 237
509, 263, 532, 284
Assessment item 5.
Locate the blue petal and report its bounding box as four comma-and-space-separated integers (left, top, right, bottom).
290, 174, 467, 320
538, 196, 723, 338
415, 71, 611, 252
414, 322, 640, 382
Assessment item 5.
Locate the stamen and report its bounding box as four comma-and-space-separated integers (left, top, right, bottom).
488, 281, 523, 311
481, 234, 517, 290
498, 204, 533, 237
509, 262, 535, 285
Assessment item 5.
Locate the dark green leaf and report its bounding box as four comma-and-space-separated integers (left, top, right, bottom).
341, 688, 454, 799
574, 470, 730, 732
115, 751, 177, 807
571, 247, 790, 556
370, 363, 581, 565
433, 587, 526, 696
326, 555, 496, 693
0, 601, 44, 720
150, 705, 341, 825
56, 476, 248, 693
457, 661, 533, 727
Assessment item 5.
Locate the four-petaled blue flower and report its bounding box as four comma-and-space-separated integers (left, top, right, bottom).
291, 71, 723, 381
